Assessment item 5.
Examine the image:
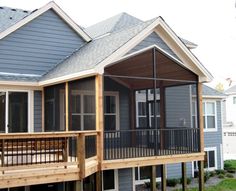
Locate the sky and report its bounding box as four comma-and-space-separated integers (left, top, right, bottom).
1, 0, 236, 89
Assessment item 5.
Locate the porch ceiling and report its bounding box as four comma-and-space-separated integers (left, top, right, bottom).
104, 47, 198, 90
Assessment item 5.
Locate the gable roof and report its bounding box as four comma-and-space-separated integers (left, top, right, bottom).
203, 85, 226, 98
0, 6, 31, 33
0, 1, 91, 42
225, 85, 236, 95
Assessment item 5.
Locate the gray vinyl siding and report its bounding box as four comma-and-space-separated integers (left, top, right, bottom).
167, 163, 192, 178
34, 91, 42, 132
104, 77, 130, 130
0, 9, 85, 76
165, 85, 191, 128
204, 100, 223, 169
118, 168, 133, 191
127, 32, 178, 59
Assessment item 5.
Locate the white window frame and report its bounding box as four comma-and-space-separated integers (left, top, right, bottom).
104, 91, 120, 131
203, 101, 217, 132
193, 147, 217, 172
0, 89, 32, 133
102, 169, 119, 191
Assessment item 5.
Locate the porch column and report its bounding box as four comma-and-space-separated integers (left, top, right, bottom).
197, 83, 204, 153
181, 162, 187, 191
95, 74, 104, 169
161, 164, 166, 191
150, 166, 157, 191
198, 161, 204, 191
75, 180, 82, 191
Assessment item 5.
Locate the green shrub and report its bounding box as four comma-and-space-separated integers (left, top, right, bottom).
224, 162, 232, 170
227, 168, 236, 173
215, 169, 226, 175
167, 178, 179, 187
209, 171, 216, 177
204, 171, 211, 182
218, 174, 225, 179
180, 177, 192, 185
226, 173, 234, 178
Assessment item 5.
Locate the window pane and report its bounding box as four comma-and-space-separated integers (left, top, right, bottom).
192, 116, 196, 128
207, 116, 215, 129
103, 170, 115, 190
208, 151, 215, 168
105, 115, 116, 130
135, 167, 139, 180
138, 117, 147, 128
206, 102, 215, 115
203, 103, 205, 115
138, 102, 146, 115
140, 166, 151, 180
150, 102, 160, 116
192, 102, 196, 115
84, 115, 95, 130
84, 95, 95, 113
203, 116, 206, 129
71, 95, 80, 113
105, 96, 116, 114
71, 115, 81, 130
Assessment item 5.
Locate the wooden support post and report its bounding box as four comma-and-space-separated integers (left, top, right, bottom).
75, 180, 82, 191
78, 134, 85, 179
95, 75, 104, 170
41, 88, 45, 132
65, 82, 69, 131
150, 166, 157, 191
181, 162, 187, 191
161, 164, 166, 191
197, 83, 204, 153
198, 160, 204, 191
96, 171, 102, 191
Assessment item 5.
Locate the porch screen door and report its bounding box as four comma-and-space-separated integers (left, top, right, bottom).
8, 92, 28, 133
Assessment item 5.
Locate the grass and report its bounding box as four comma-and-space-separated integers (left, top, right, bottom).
174, 179, 236, 191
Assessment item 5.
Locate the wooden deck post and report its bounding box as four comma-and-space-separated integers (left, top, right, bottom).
75, 180, 82, 191
181, 162, 187, 191
78, 134, 85, 179
161, 164, 166, 191
197, 83, 204, 153
150, 166, 157, 191
198, 160, 204, 191
95, 75, 104, 169
96, 171, 102, 191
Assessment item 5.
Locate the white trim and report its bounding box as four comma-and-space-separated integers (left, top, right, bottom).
203, 100, 218, 132
102, 169, 119, 191
0, 89, 32, 133
0, 2, 91, 42
0, 80, 39, 87
204, 147, 218, 171
220, 144, 224, 169
132, 168, 135, 191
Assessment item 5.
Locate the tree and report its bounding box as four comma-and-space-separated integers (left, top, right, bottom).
215, 83, 224, 92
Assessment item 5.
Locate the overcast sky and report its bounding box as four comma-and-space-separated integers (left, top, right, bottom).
1, 0, 236, 89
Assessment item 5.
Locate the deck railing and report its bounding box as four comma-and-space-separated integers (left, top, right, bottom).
104, 128, 200, 160
0, 131, 98, 177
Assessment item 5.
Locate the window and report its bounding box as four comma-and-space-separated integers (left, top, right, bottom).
194, 147, 217, 171
70, 91, 95, 131
203, 102, 216, 131
233, 97, 236, 104
135, 166, 161, 185
104, 93, 119, 131
103, 170, 118, 191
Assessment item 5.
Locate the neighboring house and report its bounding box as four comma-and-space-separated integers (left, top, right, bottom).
135, 85, 225, 185
223, 85, 236, 160
0, 2, 214, 191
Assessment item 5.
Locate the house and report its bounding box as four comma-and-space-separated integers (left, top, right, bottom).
223, 85, 236, 160
0, 2, 214, 191
135, 85, 225, 185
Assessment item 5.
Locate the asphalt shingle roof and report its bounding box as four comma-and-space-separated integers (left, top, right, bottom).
203, 85, 225, 97
225, 85, 236, 94
0, 6, 31, 33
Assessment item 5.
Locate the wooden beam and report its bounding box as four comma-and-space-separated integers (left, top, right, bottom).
198, 83, 204, 152
95, 75, 104, 170
102, 152, 205, 170
65, 82, 69, 131
96, 171, 102, 191
181, 162, 187, 191
41, 89, 45, 132
150, 166, 157, 191
198, 160, 204, 191
78, 134, 85, 179
161, 164, 166, 191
